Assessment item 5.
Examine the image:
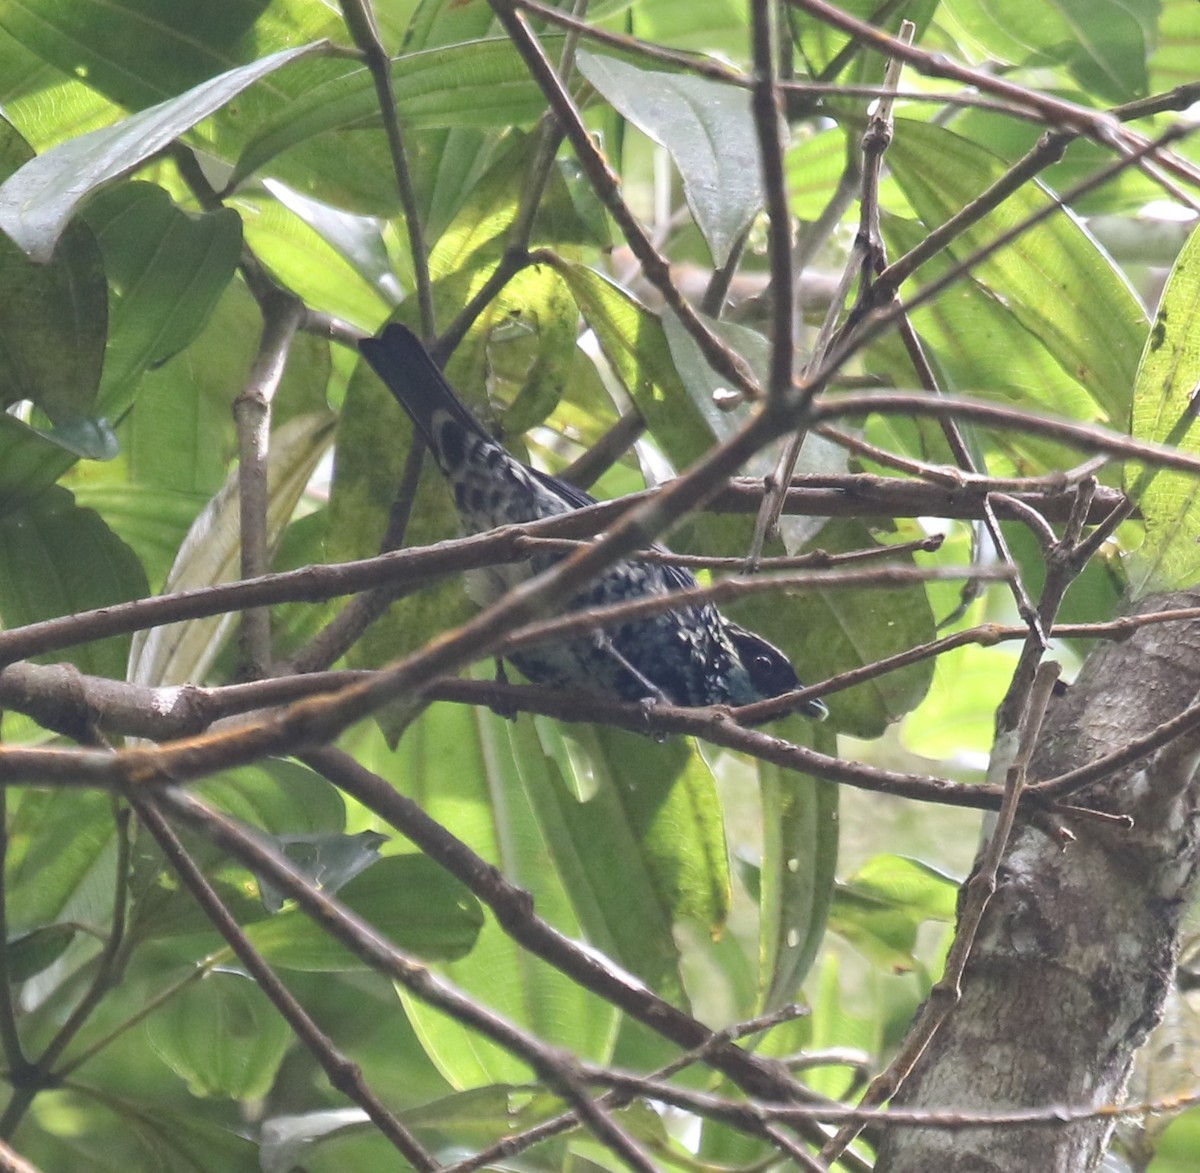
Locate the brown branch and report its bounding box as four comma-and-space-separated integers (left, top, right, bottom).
487, 0, 762, 400
339, 0, 435, 338
233, 286, 304, 678
750, 0, 796, 400
298, 747, 848, 1159
809, 391, 1200, 477
155, 787, 680, 1172
130, 795, 441, 1170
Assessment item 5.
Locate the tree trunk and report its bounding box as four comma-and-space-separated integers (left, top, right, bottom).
875, 591, 1200, 1171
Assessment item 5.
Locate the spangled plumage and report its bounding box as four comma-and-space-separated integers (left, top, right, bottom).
359, 323, 826, 721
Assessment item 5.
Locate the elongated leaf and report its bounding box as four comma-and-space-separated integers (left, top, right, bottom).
0, 219, 108, 424
515, 716, 731, 1003
946, 0, 1154, 103
0, 415, 108, 507
237, 190, 393, 330
5, 789, 116, 935
244, 854, 483, 969
0, 0, 275, 112
577, 51, 760, 266
259, 830, 387, 913
7, 922, 77, 981
0, 43, 324, 261
229, 37, 565, 193
0, 111, 108, 430
83, 182, 242, 409
887, 119, 1147, 425
881, 212, 1099, 421
378, 701, 620, 1086
828, 854, 957, 971
0, 485, 148, 677
1150, 0, 1200, 94
758, 738, 839, 1011
0, 30, 125, 151
196, 759, 346, 837
1125, 225, 1200, 596
122, 283, 266, 499
145, 971, 293, 1100
129, 410, 335, 687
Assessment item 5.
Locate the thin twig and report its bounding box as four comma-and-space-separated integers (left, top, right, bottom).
339, 0, 435, 339
156, 787, 672, 1173
0, 788, 27, 1083
131, 794, 442, 1170
0, 805, 133, 1138
487, 0, 762, 400
753, 21, 912, 553
233, 288, 304, 679
297, 747, 847, 1156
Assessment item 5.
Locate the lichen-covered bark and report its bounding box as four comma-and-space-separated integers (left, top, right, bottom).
875, 592, 1200, 1172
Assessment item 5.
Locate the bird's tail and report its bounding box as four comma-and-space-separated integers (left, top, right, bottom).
359, 324, 491, 449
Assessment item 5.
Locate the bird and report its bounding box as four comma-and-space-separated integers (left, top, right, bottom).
359, 323, 826, 722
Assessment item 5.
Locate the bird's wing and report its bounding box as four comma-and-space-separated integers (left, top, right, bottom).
527, 466, 702, 591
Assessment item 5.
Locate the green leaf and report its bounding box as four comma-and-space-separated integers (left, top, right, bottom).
0, 414, 115, 506
1125, 224, 1200, 596
576, 51, 760, 266
847, 854, 958, 920
196, 759, 346, 837
805, 950, 885, 1100
0, 42, 325, 261
829, 854, 957, 970
945, 109, 1163, 216
83, 182, 242, 411
244, 854, 483, 969
261, 830, 387, 913
758, 737, 839, 1010
0, 221, 108, 425
786, 126, 852, 220
6, 922, 77, 981
229, 37, 565, 193
48, 1091, 260, 1172
507, 718, 689, 1002
144, 970, 293, 1100
5, 790, 116, 936
946, 0, 1155, 103
887, 118, 1147, 426
128, 410, 335, 687
121, 283, 265, 498
378, 702, 620, 1085
236, 190, 393, 330
1149, 0, 1200, 94
0, 485, 148, 677
516, 717, 732, 999
0, 30, 125, 152
67, 483, 210, 595
0, 0, 275, 112
901, 642, 1020, 760
0, 112, 108, 429
881, 212, 1101, 422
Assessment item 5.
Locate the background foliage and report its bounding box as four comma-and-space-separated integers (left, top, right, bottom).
0, 0, 1196, 1169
